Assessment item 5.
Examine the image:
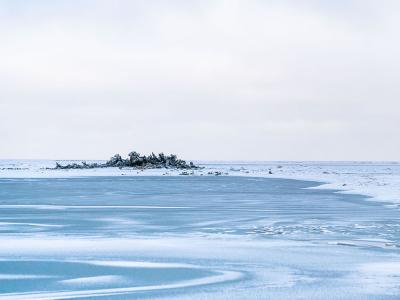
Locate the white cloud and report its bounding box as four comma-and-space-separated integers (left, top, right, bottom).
0, 0, 399, 160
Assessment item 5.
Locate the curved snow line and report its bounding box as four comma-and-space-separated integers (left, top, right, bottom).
0, 270, 242, 300
0, 205, 190, 210
59, 275, 126, 286
0, 222, 63, 228
0, 274, 56, 280
73, 260, 200, 269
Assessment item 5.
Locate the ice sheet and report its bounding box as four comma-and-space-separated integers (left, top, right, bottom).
1, 164, 400, 299
1, 160, 399, 205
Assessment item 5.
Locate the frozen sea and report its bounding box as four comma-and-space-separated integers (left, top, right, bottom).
1, 161, 400, 299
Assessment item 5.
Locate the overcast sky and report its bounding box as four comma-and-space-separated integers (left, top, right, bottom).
0, 0, 399, 161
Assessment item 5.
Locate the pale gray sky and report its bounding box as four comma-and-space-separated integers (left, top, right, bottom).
0, 0, 399, 160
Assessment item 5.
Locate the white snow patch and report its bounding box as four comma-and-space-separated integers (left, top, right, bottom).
60, 275, 126, 286
348, 261, 400, 295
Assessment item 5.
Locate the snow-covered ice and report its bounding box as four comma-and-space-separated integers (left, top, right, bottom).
0, 160, 400, 299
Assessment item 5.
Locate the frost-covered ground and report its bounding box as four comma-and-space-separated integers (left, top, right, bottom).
0, 160, 400, 299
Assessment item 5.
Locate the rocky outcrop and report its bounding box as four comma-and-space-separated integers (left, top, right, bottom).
54, 151, 199, 170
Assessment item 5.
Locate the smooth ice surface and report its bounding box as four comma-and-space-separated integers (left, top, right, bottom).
1, 170, 400, 299
1, 160, 400, 205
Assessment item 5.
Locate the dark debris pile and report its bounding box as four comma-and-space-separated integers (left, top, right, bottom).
54, 151, 199, 170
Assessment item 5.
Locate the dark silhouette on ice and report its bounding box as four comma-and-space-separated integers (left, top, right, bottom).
53, 151, 199, 170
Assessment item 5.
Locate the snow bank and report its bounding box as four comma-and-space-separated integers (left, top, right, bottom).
205, 161, 400, 205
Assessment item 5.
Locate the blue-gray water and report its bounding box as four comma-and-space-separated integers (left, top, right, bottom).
0, 176, 399, 299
